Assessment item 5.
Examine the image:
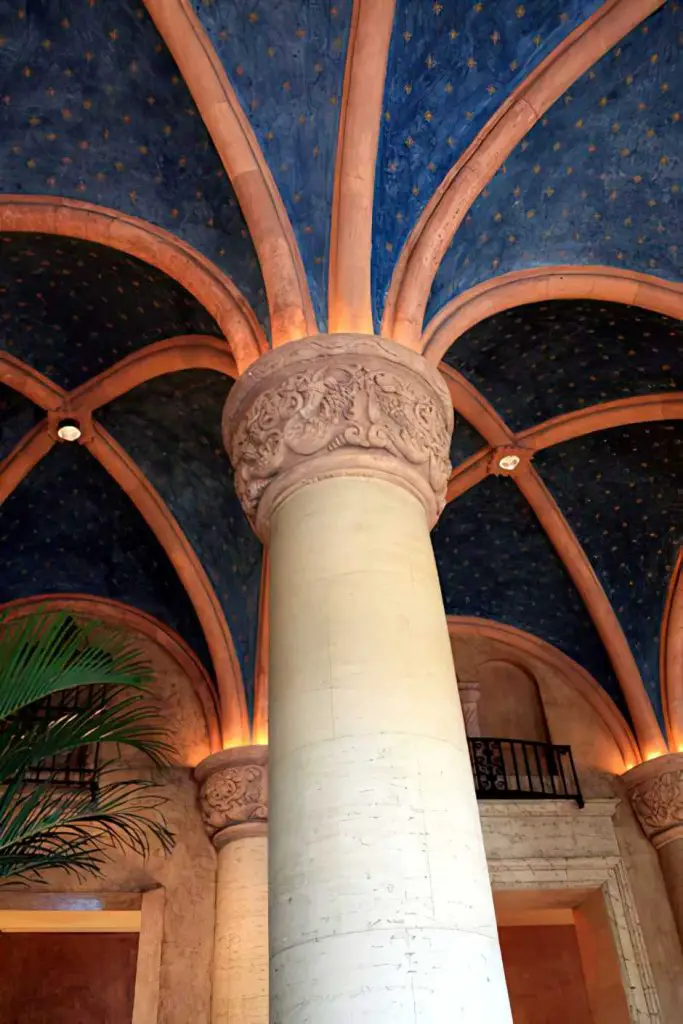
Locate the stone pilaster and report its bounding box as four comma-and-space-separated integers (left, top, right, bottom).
196, 746, 269, 1024
222, 333, 454, 539
623, 753, 683, 946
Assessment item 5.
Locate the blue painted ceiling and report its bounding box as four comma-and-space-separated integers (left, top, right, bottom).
443, 301, 683, 432
373, 0, 604, 324
441, 298, 683, 729
433, 475, 626, 718
0, 384, 39, 460
0, 234, 260, 709
429, 2, 683, 324
0, 232, 222, 388
0, 442, 212, 672
192, 0, 353, 327
535, 422, 683, 726
1, 2, 681, 731
0, 0, 266, 326
99, 370, 262, 713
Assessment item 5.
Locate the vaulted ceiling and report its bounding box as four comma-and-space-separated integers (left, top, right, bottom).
0, 0, 680, 759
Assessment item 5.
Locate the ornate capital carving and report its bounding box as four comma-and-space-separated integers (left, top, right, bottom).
622, 753, 683, 849
195, 745, 268, 849
223, 334, 454, 538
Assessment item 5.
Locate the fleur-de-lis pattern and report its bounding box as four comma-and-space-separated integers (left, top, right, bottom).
0, 0, 267, 327
191, 0, 353, 327
429, 3, 682, 324
373, 0, 603, 322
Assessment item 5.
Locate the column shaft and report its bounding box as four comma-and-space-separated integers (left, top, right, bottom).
213, 835, 268, 1024
268, 475, 511, 1022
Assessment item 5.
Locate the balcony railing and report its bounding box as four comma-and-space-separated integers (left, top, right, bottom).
468, 737, 584, 808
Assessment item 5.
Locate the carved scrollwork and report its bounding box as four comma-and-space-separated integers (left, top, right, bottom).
223, 335, 454, 536
195, 746, 268, 848
623, 754, 683, 849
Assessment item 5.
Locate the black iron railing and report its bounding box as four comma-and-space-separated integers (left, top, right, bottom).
6, 616, 105, 791
18, 685, 103, 790
468, 737, 584, 808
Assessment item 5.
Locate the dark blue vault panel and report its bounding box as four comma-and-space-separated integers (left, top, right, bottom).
442, 301, 683, 433
373, 0, 603, 325
536, 422, 683, 728
99, 369, 262, 716
0, 233, 222, 389
192, 0, 353, 327
0, 442, 212, 675
0, 0, 266, 326
0, 385, 41, 462
429, 3, 683, 321
433, 475, 625, 719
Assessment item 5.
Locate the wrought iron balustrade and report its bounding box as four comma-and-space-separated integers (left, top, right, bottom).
468, 736, 584, 808
17, 684, 103, 790
5, 616, 106, 791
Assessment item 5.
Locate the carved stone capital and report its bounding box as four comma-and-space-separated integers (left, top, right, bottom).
195, 745, 268, 850
622, 753, 683, 849
223, 334, 454, 538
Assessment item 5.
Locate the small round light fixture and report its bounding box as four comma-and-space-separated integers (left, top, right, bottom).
56, 418, 82, 443
498, 453, 521, 472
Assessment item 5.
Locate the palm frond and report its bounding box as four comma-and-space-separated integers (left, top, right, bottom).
0, 774, 174, 883
0, 689, 173, 782
0, 610, 176, 883
0, 610, 152, 719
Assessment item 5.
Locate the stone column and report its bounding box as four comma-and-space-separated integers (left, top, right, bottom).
623, 752, 683, 946
224, 335, 512, 1023
195, 745, 268, 1024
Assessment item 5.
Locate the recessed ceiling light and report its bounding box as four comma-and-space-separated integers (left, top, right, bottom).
498, 454, 520, 472
56, 418, 82, 442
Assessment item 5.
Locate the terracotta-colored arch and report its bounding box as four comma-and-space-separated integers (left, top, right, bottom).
661, 550, 683, 752
0, 352, 66, 410
518, 393, 683, 452
383, 0, 666, 346
328, 0, 396, 334
143, 0, 316, 345
70, 335, 237, 412
0, 593, 222, 756
0, 196, 266, 372
423, 267, 683, 365
445, 392, 683, 502
0, 423, 54, 505
447, 615, 640, 768
517, 466, 666, 759
87, 424, 249, 748
439, 363, 512, 447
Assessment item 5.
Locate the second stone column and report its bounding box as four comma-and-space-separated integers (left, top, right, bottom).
224, 335, 512, 1023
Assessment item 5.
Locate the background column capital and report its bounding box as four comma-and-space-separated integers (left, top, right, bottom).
195, 745, 268, 849
622, 752, 683, 849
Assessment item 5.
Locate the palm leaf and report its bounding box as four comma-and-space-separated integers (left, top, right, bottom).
0, 610, 152, 719
0, 610, 176, 883
0, 774, 174, 883
0, 689, 173, 782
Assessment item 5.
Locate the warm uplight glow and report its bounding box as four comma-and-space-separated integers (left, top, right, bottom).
645, 750, 665, 762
